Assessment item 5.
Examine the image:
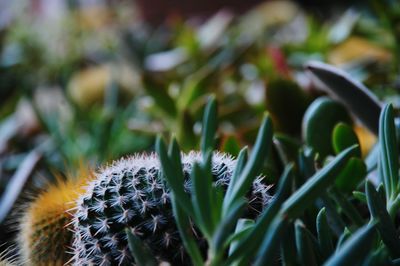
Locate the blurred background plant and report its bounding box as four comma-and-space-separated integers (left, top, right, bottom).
1, 0, 400, 262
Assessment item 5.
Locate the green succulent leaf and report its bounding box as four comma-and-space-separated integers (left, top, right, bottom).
330, 187, 364, 226
191, 156, 215, 237
166, 139, 203, 265
201, 95, 218, 155
332, 122, 361, 157
273, 134, 301, 164
334, 157, 366, 192
225, 164, 294, 265
352, 191, 367, 203
224, 113, 273, 211
280, 222, 297, 266
336, 227, 351, 250
320, 195, 346, 236
224, 147, 248, 207
125, 228, 157, 266
324, 224, 376, 266
228, 219, 254, 256
302, 97, 352, 158
362, 247, 391, 266
316, 208, 334, 260
211, 198, 246, 253
171, 195, 204, 266
156, 136, 194, 216
295, 221, 318, 266
253, 216, 288, 266
379, 104, 399, 213
365, 180, 400, 257
282, 145, 357, 218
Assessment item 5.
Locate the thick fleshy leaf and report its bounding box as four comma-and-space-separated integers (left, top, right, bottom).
302, 97, 352, 158
332, 122, 361, 157
334, 157, 366, 193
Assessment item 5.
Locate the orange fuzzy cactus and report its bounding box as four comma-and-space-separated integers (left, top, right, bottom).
18, 168, 93, 266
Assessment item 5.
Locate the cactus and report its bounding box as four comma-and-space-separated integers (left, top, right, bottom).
18, 170, 93, 266
71, 152, 270, 265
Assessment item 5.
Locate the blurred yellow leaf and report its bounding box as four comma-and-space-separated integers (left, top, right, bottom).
67, 64, 139, 108
239, 0, 299, 38
353, 124, 377, 157
328, 37, 391, 65
74, 6, 114, 30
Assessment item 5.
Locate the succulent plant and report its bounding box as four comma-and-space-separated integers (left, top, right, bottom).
10, 62, 400, 266
71, 152, 270, 265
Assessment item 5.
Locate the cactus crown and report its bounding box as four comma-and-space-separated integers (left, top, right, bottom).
72, 152, 270, 265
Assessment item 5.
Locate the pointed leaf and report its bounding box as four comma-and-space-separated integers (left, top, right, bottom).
366, 181, 400, 257
282, 145, 357, 218
212, 199, 246, 252
170, 195, 204, 266
156, 136, 193, 216
253, 216, 288, 266
125, 228, 157, 266
379, 104, 399, 203
191, 161, 214, 237
201, 96, 218, 155
225, 164, 294, 264
306, 61, 381, 135
317, 208, 334, 259
227, 114, 273, 207
324, 224, 376, 266
295, 221, 318, 266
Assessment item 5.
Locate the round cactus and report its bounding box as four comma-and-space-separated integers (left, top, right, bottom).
18, 169, 93, 266
72, 152, 270, 265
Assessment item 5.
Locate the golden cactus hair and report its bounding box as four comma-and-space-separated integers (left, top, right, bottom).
18, 166, 93, 266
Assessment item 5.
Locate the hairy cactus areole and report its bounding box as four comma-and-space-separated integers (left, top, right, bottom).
72, 152, 270, 265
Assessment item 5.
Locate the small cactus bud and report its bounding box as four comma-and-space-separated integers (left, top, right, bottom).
72, 152, 270, 265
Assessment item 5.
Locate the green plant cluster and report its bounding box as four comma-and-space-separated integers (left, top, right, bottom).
49, 84, 400, 265
146, 96, 398, 266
